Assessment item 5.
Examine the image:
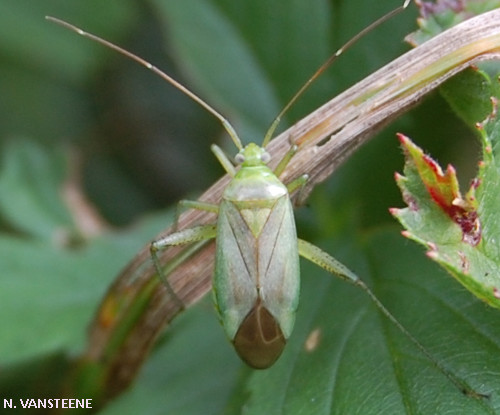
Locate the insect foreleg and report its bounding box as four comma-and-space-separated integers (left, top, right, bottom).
297, 238, 486, 399
211, 144, 237, 176
274, 144, 298, 177
150, 224, 217, 306
272, 143, 308, 202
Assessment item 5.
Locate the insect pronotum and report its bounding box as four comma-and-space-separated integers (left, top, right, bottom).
47, 0, 485, 397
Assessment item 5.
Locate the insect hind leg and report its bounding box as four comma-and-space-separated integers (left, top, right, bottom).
297, 238, 488, 399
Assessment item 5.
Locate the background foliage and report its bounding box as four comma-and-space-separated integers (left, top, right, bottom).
2, 0, 500, 414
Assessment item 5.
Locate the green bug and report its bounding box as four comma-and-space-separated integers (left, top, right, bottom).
46, 0, 481, 393
212, 143, 301, 367
148, 138, 306, 368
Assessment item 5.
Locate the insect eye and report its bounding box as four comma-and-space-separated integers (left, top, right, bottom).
261, 151, 271, 164
235, 153, 245, 164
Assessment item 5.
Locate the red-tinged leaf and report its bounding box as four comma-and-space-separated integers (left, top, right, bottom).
392, 107, 500, 309
396, 133, 481, 246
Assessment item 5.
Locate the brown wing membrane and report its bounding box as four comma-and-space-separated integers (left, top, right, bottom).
233, 298, 286, 369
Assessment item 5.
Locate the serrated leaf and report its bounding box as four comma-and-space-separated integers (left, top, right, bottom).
392, 127, 500, 308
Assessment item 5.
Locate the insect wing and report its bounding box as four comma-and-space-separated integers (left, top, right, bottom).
256, 196, 300, 338
213, 195, 300, 368
214, 199, 258, 339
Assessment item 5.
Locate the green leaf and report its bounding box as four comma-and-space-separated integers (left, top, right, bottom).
101, 299, 243, 415
0, 139, 73, 239
235, 231, 500, 414
151, 0, 281, 142
101, 230, 500, 414
0, 0, 140, 144
439, 67, 497, 127
0, 140, 174, 364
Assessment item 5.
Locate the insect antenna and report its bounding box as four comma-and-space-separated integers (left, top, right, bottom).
45, 16, 244, 151
261, 0, 411, 147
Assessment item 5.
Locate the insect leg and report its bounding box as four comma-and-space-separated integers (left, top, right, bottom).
297, 238, 487, 399
285, 174, 309, 207
211, 144, 237, 176
151, 224, 217, 307
164, 200, 218, 305
274, 144, 298, 177
275, 144, 309, 204
286, 174, 308, 194
174, 199, 219, 231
